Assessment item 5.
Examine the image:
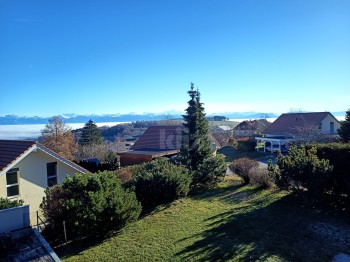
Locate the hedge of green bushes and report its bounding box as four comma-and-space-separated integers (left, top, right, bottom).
312, 143, 350, 198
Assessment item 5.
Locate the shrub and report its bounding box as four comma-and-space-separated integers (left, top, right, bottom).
193, 154, 227, 189
41, 171, 141, 238
40, 185, 70, 230
268, 146, 333, 198
249, 167, 273, 189
116, 167, 134, 185
132, 158, 192, 209
312, 143, 350, 198
0, 198, 23, 210
236, 139, 257, 152
229, 157, 259, 184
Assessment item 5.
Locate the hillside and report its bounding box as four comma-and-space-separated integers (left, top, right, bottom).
57, 176, 350, 261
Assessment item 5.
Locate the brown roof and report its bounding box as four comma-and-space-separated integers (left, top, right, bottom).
0, 139, 88, 174
234, 119, 270, 132
0, 140, 36, 173
118, 149, 179, 157
132, 125, 222, 151
264, 112, 335, 136
132, 125, 183, 151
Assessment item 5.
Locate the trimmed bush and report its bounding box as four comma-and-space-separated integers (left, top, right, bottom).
41, 171, 141, 238
0, 198, 23, 210
132, 158, 192, 209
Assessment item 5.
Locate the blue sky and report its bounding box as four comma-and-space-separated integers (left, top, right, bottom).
0, 0, 349, 117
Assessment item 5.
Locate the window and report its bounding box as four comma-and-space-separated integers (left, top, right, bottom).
47, 162, 57, 187
318, 123, 322, 129
6, 168, 19, 198
330, 122, 334, 134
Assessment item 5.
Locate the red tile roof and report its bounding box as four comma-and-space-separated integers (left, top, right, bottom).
264, 112, 333, 136
0, 140, 36, 173
132, 126, 183, 151
132, 125, 222, 152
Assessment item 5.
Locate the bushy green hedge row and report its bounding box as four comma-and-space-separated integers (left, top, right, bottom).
269, 144, 350, 213
312, 143, 350, 197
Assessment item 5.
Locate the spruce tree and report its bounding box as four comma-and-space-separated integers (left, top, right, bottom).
180, 83, 211, 170
338, 109, 350, 143
79, 119, 103, 146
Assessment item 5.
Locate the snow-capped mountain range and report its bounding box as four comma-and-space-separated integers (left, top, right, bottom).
0, 111, 345, 125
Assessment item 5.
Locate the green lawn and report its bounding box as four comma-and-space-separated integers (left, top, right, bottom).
57, 176, 350, 261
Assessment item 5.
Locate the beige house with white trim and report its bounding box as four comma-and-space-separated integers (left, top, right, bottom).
0, 140, 87, 224
255, 112, 340, 152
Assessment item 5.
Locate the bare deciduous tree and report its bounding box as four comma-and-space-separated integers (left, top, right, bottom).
40, 116, 78, 160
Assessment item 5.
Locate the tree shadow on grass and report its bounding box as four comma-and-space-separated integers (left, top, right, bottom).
55, 235, 107, 259
190, 183, 246, 201
54, 225, 130, 259
176, 194, 344, 261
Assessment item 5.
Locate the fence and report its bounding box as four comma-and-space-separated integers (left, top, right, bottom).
0, 205, 30, 233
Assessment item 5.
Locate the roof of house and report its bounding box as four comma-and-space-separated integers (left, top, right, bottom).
132, 125, 184, 151
118, 149, 179, 157
132, 125, 222, 151
0, 139, 88, 176
264, 112, 338, 136
233, 119, 270, 132
0, 140, 36, 173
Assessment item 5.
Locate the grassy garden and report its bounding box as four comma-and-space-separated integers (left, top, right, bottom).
56, 175, 350, 261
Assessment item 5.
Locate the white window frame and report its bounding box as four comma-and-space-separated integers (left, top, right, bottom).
6, 168, 20, 199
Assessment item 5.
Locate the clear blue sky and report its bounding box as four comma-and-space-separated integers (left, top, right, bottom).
1, 0, 349, 117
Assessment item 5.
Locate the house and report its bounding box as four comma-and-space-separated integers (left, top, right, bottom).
210, 126, 233, 147
0, 140, 87, 224
233, 119, 270, 138
118, 125, 221, 166
255, 112, 341, 152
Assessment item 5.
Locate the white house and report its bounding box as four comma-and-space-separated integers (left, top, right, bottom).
0, 140, 87, 224
255, 112, 341, 152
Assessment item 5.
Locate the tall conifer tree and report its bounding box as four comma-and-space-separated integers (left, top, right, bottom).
79, 119, 103, 146
180, 83, 211, 170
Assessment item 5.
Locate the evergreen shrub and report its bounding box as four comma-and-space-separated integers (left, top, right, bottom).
41, 171, 141, 238
131, 158, 192, 209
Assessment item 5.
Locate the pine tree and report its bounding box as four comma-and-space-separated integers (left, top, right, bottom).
338, 109, 350, 143
79, 119, 103, 146
180, 83, 211, 170
41, 116, 77, 160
